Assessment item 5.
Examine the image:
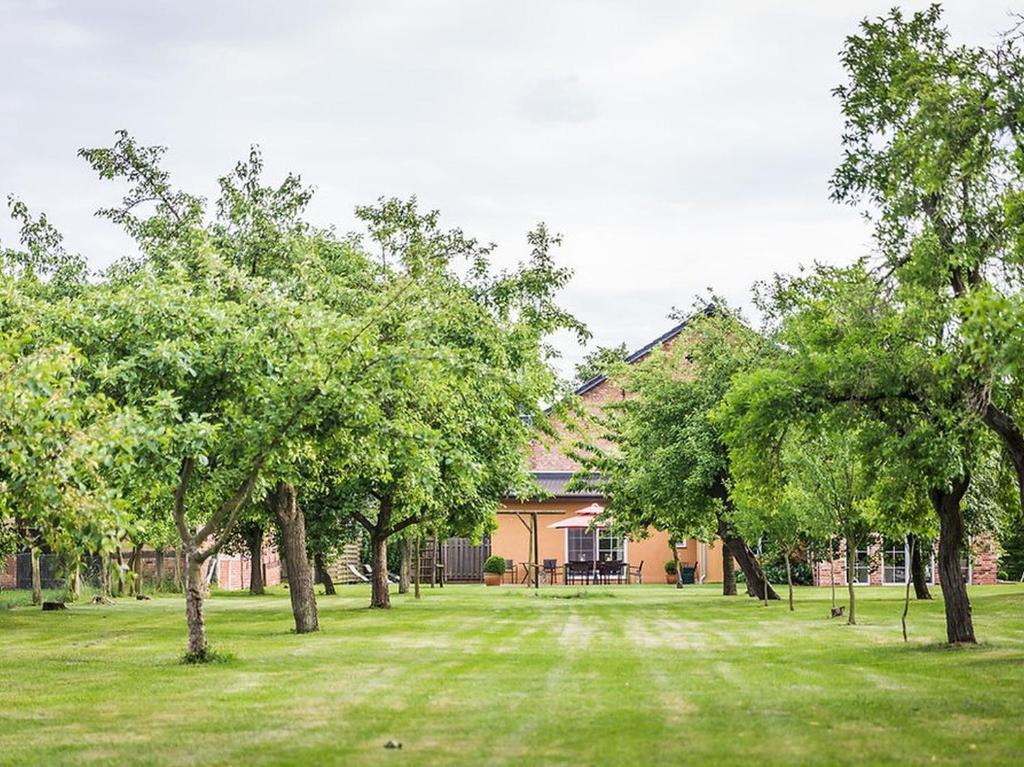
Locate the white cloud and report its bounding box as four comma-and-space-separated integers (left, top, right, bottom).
0, 0, 1015, 376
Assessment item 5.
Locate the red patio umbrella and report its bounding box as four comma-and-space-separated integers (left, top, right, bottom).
548, 503, 608, 529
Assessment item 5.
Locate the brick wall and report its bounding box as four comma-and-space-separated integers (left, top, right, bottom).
812, 533, 999, 586
971, 533, 999, 585
212, 544, 282, 590
0, 555, 15, 588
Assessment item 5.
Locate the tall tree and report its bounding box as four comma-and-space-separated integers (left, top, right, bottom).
832, 6, 1024, 519
580, 305, 779, 600
722, 264, 996, 642
336, 200, 585, 608
13, 133, 391, 657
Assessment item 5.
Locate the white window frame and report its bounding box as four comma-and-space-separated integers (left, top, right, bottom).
563, 529, 628, 563
853, 545, 871, 585
882, 538, 909, 586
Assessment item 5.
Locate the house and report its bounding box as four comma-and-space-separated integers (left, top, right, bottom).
811, 535, 998, 587
491, 314, 728, 585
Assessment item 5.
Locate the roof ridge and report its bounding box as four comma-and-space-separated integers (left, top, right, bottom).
573, 303, 714, 396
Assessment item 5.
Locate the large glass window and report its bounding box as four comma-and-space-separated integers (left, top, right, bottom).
598, 530, 624, 561
566, 529, 624, 562
883, 538, 908, 585
853, 545, 871, 584
567, 528, 595, 561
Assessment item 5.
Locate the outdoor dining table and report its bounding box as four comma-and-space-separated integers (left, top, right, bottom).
595, 560, 626, 584
563, 560, 628, 585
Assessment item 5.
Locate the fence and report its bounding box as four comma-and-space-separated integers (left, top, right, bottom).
6, 551, 183, 592
419, 537, 491, 583
10, 553, 107, 590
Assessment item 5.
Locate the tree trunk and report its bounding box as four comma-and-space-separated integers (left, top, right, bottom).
70, 558, 81, 601
413, 535, 421, 600
155, 548, 164, 589
185, 552, 208, 658
429, 532, 437, 589
314, 552, 336, 596
101, 553, 113, 599
114, 547, 125, 596
30, 549, 42, 606
721, 541, 737, 596
982, 402, 1024, 514
131, 544, 143, 596
671, 540, 684, 590
174, 548, 183, 591
370, 533, 390, 608
902, 536, 915, 642
929, 479, 976, 644
908, 533, 932, 600
784, 551, 794, 611
829, 539, 837, 610
244, 526, 265, 595
370, 498, 392, 608
270, 481, 319, 633
718, 517, 780, 600
398, 538, 411, 595
846, 542, 857, 626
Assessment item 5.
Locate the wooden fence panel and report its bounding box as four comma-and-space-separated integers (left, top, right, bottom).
419, 537, 491, 583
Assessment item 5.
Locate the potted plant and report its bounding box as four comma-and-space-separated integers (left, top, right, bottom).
483, 555, 506, 586
664, 559, 679, 584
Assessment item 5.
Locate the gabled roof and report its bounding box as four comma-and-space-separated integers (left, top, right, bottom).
530, 471, 604, 499
573, 303, 715, 396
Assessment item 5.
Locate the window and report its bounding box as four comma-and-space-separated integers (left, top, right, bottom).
567, 528, 595, 561
853, 545, 871, 584
597, 530, 624, 561
566, 529, 625, 562
882, 538, 908, 585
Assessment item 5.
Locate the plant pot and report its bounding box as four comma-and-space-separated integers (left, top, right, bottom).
665, 573, 677, 584
484, 572, 502, 586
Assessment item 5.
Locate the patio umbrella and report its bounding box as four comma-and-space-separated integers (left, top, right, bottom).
548, 503, 608, 529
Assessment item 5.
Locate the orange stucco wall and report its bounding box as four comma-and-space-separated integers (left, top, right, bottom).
495, 499, 725, 583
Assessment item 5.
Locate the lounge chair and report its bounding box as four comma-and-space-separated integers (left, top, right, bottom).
362, 563, 401, 584
347, 564, 370, 583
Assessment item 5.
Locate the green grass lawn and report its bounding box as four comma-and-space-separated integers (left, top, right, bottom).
1, 583, 1022, 766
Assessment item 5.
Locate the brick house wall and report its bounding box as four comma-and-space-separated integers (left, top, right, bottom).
812, 533, 999, 586
212, 544, 282, 591
1, 554, 15, 588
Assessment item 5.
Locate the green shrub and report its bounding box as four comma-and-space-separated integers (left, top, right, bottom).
483, 555, 507, 575
664, 560, 678, 574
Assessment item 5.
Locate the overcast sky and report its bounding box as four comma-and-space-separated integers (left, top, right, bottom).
0, 1, 1017, 376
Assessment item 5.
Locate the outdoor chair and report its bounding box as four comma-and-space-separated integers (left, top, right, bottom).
542, 559, 558, 584
363, 563, 401, 584
346, 564, 370, 583
505, 559, 516, 583
630, 560, 644, 584
566, 560, 592, 585
596, 560, 624, 585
